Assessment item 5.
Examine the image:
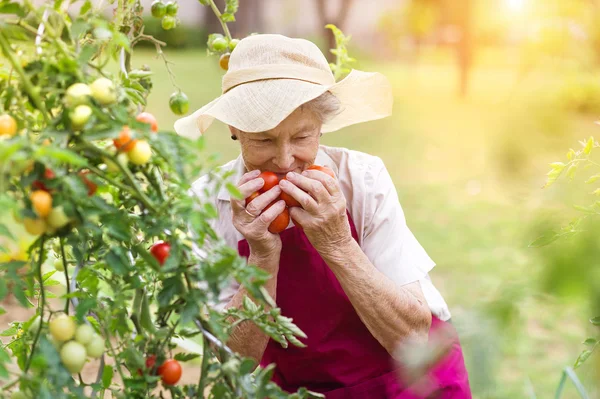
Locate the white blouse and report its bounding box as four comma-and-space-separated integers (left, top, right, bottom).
190, 145, 451, 321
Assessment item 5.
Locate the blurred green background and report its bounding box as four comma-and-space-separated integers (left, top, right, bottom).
133, 0, 600, 397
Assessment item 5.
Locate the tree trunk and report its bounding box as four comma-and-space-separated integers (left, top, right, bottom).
315, 0, 355, 62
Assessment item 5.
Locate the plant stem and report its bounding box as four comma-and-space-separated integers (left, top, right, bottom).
0, 30, 51, 125
25, 236, 47, 373
208, 0, 233, 40
86, 164, 140, 198
60, 238, 71, 314
196, 334, 211, 398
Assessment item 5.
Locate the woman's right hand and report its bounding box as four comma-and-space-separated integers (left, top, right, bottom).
231, 170, 286, 263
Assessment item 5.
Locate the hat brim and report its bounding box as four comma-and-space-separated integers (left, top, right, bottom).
173, 69, 393, 139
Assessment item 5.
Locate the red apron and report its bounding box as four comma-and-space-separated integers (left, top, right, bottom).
237, 213, 472, 398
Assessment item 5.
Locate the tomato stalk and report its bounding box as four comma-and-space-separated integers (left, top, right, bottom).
59, 238, 71, 314
0, 30, 51, 125
196, 334, 211, 398
207, 0, 233, 41
24, 236, 47, 373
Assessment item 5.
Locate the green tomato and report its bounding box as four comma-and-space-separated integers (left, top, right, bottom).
128, 140, 152, 165
28, 315, 41, 335
75, 324, 95, 345
229, 39, 240, 51
49, 314, 76, 342
47, 206, 71, 229
165, 1, 178, 16
105, 152, 129, 172
86, 335, 105, 359
211, 38, 228, 52
64, 83, 91, 107
60, 341, 87, 373
161, 15, 176, 30
151, 1, 166, 18
90, 78, 117, 105
69, 105, 92, 130
53, 258, 65, 272
169, 91, 189, 115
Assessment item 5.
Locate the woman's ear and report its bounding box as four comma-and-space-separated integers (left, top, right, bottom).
228, 125, 238, 141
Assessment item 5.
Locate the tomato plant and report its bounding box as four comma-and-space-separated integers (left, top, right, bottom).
169, 91, 189, 116
0, 1, 332, 398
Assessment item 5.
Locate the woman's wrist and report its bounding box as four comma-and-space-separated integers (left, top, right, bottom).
248, 246, 281, 273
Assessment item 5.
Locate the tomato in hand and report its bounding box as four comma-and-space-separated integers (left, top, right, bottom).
265, 202, 290, 234
136, 112, 158, 133
114, 126, 137, 152
158, 359, 182, 385
279, 177, 301, 207
258, 171, 279, 193
150, 241, 171, 266
307, 165, 335, 178
245, 191, 260, 206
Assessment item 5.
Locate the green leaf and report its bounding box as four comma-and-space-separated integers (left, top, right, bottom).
76, 298, 97, 321
35, 147, 87, 167
79, 0, 92, 16
0, 223, 15, 240
0, 2, 27, 17
225, 182, 242, 199
243, 296, 259, 313
174, 352, 200, 362
181, 300, 201, 326
583, 136, 594, 155
583, 338, 597, 346
105, 247, 130, 275
0, 325, 18, 336
529, 231, 559, 247
102, 365, 113, 388
590, 316, 600, 326
220, 12, 235, 22
78, 44, 98, 65
574, 349, 593, 368
585, 174, 600, 184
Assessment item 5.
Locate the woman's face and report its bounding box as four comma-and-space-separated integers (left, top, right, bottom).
231, 106, 321, 179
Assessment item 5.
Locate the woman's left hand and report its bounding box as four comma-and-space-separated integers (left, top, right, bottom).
279, 170, 353, 253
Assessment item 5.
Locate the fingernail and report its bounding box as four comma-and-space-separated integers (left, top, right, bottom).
280, 179, 289, 187
301, 171, 309, 176
286, 172, 295, 179
250, 169, 260, 176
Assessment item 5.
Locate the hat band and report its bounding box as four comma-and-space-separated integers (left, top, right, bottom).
222, 64, 336, 93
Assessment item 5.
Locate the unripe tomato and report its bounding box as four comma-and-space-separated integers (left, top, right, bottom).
258, 171, 279, 193
60, 341, 87, 373
49, 314, 76, 342
279, 178, 301, 207
169, 91, 189, 115
158, 359, 182, 385
54, 258, 65, 272
211, 38, 228, 52
166, 1, 178, 15
69, 105, 92, 130
161, 15, 176, 30
150, 241, 171, 266
105, 152, 129, 172
75, 324, 95, 345
86, 334, 105, 358
30, 190, 52, 218
219, 53, 230, 71
136, 112, 158, 132
151, 0, 166, 17
307, 165, 335, 178
0, 114, 17, 137
28, 315, 41, 335
47, 206, 70, 229
128, 140, 152, 165
265, 202, 290, 234
64, 83, 91, 107
229, 39, 240, 51
79, 171, 97, 196
23, 218, 47, 236
90, 77, 117, 105
113, 126, 137, 152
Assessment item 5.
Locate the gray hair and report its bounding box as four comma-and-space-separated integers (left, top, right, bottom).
300, 91, 342, 124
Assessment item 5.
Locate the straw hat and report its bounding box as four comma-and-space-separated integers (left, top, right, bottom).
173, 34, 393, 139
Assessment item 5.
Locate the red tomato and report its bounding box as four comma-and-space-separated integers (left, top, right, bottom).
245, 191, 259, 206
265, 202, 289, 234
32, 180, 50, 192
150, 241, 171, 266
137, 354, 157, 376
44, 168, 56, 179
136, 112, 158, 133
114, 126, 137, 152
158, 359, 182, 385
258, 171, 279, 193
279, 177, 301, 207
307, 165, 335, 179
78, 170, 97, 196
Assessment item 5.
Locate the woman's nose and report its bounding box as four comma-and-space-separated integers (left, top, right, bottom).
273, 145, 294, 170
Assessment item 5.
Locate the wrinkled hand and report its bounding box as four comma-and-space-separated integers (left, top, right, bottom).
279, 170, 352, 254
231, 170, 286, 263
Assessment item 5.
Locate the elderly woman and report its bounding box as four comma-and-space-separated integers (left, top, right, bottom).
175, 34, 471, 398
